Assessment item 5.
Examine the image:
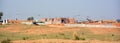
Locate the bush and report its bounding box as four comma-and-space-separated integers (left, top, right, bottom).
74, 35, 80, 40
22, 37, 29, 40
79, 37, 86, 40
74, 36, 86, 40
112, 34, 114, 36
73, 32, 80, 40
59, 33, 65, 35
1, 39, 11, 43
73, 32, 86, 40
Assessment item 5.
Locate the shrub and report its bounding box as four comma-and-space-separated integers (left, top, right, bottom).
73, 32, 80, 40
74, 35, 80, 40
73, 32, 86, 40
22, 37, 29, 40
112, 34, 114, 36
59, 33, 65, 35
79, 37, 86, 40
1, 39, 11, 43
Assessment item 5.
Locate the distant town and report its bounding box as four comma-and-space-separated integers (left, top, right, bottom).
0, 12, 120, 28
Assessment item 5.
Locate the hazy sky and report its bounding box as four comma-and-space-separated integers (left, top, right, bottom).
0, 0, 120, 20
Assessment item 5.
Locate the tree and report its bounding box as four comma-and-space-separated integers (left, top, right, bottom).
27, 17, 34, 21
117, 19, 120, 23
0, 12, 3, 20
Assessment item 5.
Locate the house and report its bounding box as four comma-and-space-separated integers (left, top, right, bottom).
0, 19, 8, 25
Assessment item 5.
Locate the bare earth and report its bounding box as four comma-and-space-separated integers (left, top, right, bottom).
0, 24, 120, 43
12, 39, 120, 43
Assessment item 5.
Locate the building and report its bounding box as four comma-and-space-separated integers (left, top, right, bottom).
0, 19, 8, 25
101, 20, 117, 24
40, 17, 76, 24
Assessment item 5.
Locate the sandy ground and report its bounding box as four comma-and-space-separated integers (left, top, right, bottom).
0, 24, 81, 34
1, 24, 120, 34
12, 39, 120, 43
86, 27, 120, 34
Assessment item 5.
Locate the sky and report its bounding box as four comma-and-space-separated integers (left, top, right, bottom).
0, 0, 120, 20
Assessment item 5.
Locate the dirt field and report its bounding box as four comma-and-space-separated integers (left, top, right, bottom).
0, 24, 81, 34
86, 27, 120, 34
1, 24, 120, 34
12, 39, 120, 43
0, 24, 120, 43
